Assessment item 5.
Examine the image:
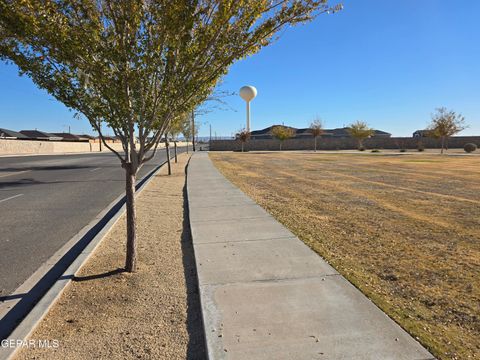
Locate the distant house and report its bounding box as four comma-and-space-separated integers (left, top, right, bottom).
413, 130, 431, 138
250, 125, 391, 140
89, 135, 125, 143
78, 134, 96, 141
103, 136, 117, 142
0, 128, 29, 139
51, 133, 96, 142
20, 130, 63, 141
250, 125, 297, 140
52, 133, 84, 141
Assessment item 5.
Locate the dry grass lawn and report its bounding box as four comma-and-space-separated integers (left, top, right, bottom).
210, 151, 480, 360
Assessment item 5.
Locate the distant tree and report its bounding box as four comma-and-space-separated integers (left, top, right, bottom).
427, 107, 467, 154
181, 115, 193, 154
309, 118, 324, 152
347, 121, 374, 150
193, 118, 201, 149
236, 129, 251, 152
169, 118, 184, 163
0, 1, 342, 272
271, 125, 295, 151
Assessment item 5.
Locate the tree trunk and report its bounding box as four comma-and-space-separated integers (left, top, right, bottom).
358, 139, 363, 150
186, 142, 189, 153
174, 142, 178, 163
125, 164, 137, 272
314, 137, 317, 152
441, 136, 445, 154
241, 142, 244, 152
166, 141, 172, 175
192, 111, 196, 152
279, 141, 282, 151
99, 138, 102, 152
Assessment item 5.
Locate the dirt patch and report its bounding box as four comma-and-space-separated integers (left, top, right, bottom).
15, 153, 206, 360
210, 151, 480, 360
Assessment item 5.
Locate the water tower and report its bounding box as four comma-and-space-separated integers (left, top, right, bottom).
239, 85, 257, 132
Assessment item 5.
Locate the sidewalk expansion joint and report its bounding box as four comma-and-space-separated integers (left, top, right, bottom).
187, 203, 256, 209
191, 215, 271, 224
193, 235, 297, 246
199, 273, 340, 287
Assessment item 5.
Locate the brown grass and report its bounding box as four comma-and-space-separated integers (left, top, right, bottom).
210, 151, 480, 360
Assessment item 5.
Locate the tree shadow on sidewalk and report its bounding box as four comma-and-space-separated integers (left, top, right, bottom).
181, 180, 207, 360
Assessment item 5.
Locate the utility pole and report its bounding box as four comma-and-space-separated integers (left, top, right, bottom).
209, 123, 212, 143
192, 110, 196, 152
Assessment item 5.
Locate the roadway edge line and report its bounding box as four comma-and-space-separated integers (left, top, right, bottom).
0, 151, 183, 360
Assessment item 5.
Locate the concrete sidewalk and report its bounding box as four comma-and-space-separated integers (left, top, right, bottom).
187, 152, 434, 360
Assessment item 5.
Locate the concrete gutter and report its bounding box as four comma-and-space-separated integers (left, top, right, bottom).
186, 152, 434, 360
0, 155, 174, 360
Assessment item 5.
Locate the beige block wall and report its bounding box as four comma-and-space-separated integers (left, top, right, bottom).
0, 139, 190, 156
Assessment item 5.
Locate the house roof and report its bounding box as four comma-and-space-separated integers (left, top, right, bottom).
251, 126, 391, 137
0, 128, 29, 139
52, 132, 84, 140
250, 125, 298, 136
373, 129, 391, 135
295, 128, 314, 135
20, 130, 63, 140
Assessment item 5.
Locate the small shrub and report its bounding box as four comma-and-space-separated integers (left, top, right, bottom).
400, 149, 407, 152
359, 147, 365, 151
464, 143, 477, 153
371, 149, 380, 153
417, 147, 425, 152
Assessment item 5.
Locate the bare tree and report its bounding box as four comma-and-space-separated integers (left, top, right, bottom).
236, 129, 251, 152
428, 107, 467, 154
309, 118, 324, 151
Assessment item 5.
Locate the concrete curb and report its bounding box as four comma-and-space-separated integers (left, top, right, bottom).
184, 154, 211, 359
0, 154, 177, 360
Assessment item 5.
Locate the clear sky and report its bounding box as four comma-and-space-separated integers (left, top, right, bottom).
1, 0, 479, 137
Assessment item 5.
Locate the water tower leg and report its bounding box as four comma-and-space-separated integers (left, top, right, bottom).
246, 102, 250, 132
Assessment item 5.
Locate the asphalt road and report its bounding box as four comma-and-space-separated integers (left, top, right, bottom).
0, 147, 185, 297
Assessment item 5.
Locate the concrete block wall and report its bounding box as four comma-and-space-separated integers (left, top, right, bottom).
0, 139, 190, 156
209, 136, 480, 151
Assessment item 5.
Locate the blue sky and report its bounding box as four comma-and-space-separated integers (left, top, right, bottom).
1, 0, 479, 137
